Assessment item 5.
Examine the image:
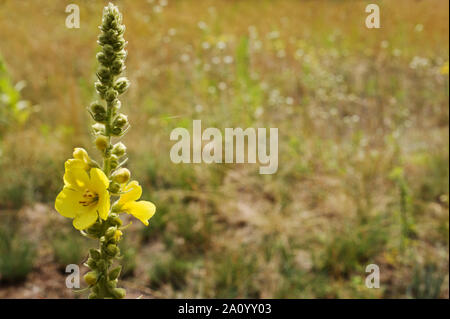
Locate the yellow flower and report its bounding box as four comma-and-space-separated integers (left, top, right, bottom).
73, 147, 90, 163
117, 181, 156, 226
55, 165, 110, 230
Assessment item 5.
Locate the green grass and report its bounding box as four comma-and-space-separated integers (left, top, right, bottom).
49, 229, 89, 271
0, 222, 35, 284
148, 256, 190, 290
119, 239, 137, 279
407, 263, 446, 299
319, 217, 389, 279
211, 248, 259, 298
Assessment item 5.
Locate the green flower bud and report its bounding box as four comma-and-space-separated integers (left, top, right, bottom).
89, 102, 105, 113
97, 66, 112, 83
89, 248, 101, 260
116, 49, 127, 60
92, 123, 106, 135
92, 113, 107, 123
114, 77, 130, 94
112, 38, 126, 51
96, 52, 108, 65
111, 99, 121, 112
116, 25, 125, 35
96, 259, 106, 270
111, 288, 126, 299
95, 135, 109, 151
111, 59, 124, 75
113, 113, 128, 129
107, 279, 118, 289
110, 154, 119, 169
98, 32, 114, 46
84, 271, 98, 286
90, 102, 107, 123
95, 81, 107, 98
86, 222, 102, 237
112, 168, 130, 184
102, 44, 115, 57
109, 181, 121, 194
109, 266, 122, 280
112, 142, 126, 157
105, 89, 118, 103
86, 257, 97, 269
107, 213, 123, 227
111, 126, 124, 136
106, 244, 120, 257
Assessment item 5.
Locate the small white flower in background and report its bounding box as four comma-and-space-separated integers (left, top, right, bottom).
212, 56, 221, 65
277, 50, 286, 58
180, 54, 190, 63
217, 41, 226, 50
202, 42, 211, 50
409, 56, 429, 69
250, 72, 259, 81
223, 56, 234, 64
218, 82, 227, 91
392, 49, 402, 57
352, 115, 360, 123
198, 21, 207, 30
330, 108, 338, 116
208, 86, 216, 94
203, 63, 211, 72
253, 40, 262, 50
414, 24, 424, 32
267, 30, 280, 39
168, 28, 177, 36
295, 49, 304, 59
195, 104, 203, 113
254, 106, 264, 118
208, 6, 216, 15
248, 25, 258, 39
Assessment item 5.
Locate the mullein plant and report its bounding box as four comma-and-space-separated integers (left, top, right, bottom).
54, 3, 156, 299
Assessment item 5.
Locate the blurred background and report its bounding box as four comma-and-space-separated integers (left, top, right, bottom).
0, 0, 448, 298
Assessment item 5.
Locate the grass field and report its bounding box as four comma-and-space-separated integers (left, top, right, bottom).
0, 0, 448, 298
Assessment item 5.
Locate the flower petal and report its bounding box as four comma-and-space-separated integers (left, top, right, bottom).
64, 161, 90, 190
73, 208, 98, 230
65, 158, 87, 170
118, 181, 142, 205
73, 148, 90, 163
97, 189, 110, 220
89, 168, 109, 190
122, 200, 156, 226
55, 187, 81, 218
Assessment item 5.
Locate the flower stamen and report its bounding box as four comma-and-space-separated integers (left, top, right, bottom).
79, 189, 99, 206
